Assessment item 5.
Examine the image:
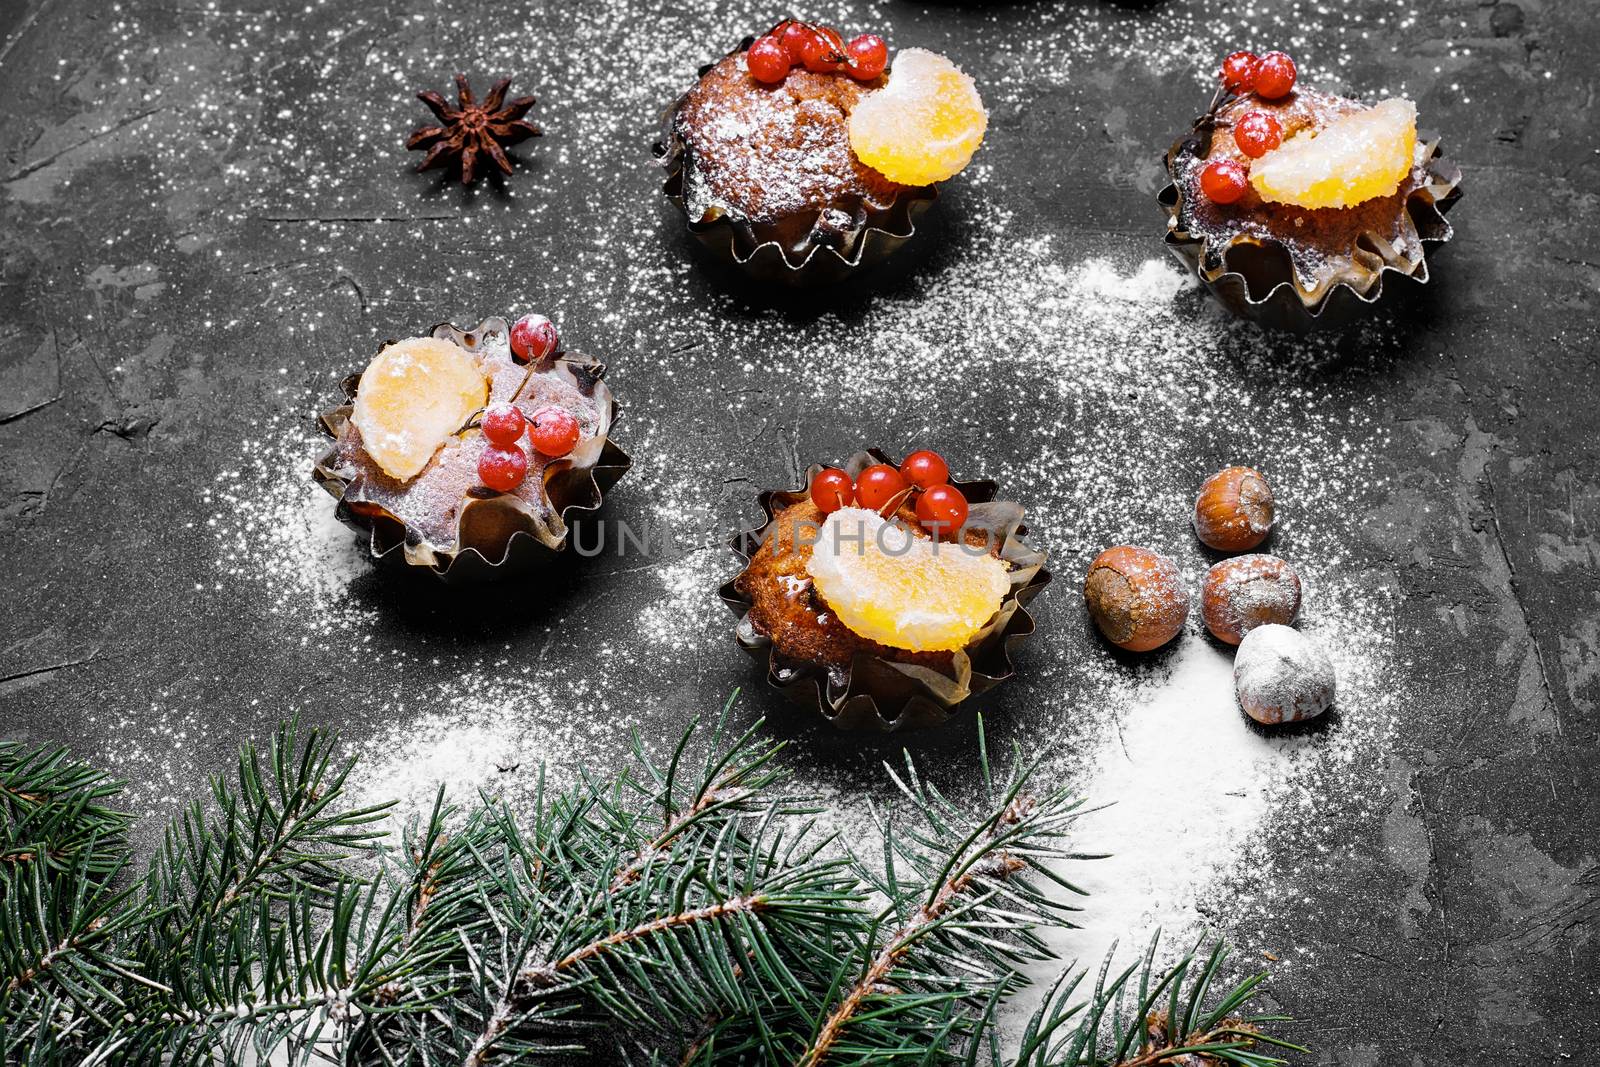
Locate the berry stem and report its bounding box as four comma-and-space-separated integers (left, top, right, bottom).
509, 360, 548, 407
770, 16, 851, 70
877, 484, 915, 520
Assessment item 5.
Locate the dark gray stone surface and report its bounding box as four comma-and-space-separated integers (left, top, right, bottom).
2, 0, 1596, 1062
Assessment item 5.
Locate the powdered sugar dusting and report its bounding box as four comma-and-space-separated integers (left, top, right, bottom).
208, 408, 377, 635
635, 546, 728, 651
199, 242, 1406, 986
34, 0, 1431, 1014
341, 667, 625, 820
1078, 257, 1199, 305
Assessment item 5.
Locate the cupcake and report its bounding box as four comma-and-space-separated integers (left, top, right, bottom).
657, 19, 988, 285
313, 314, 629, 579
1160, 49, 1462, 331
720, 448, 1050, 730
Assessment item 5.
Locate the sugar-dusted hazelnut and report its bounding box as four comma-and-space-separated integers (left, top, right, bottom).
1201, 554, 1302, 645
1084, 545, 1189, 652
1233, 624, 1335, 725
1193, 466, 1275, 552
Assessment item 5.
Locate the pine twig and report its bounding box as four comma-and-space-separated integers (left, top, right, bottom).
608, 771, 750, 894
1009, 936, 1306, 1067
799, 797, 1034, 1067
0, 702, 1312, 1067
552, 894, 769, 977
0, 741, 131, 878
681, 723, 1091, 1067
4, 928, 92, 997
609, 698, 794, 895
463, 896, 770, 1067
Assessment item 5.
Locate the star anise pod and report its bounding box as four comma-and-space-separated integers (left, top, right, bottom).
406, 74, 542, 185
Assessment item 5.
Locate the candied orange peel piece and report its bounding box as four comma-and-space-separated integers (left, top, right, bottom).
1249, 98, 1417, 210
805, 507, 1009, 652
350, 336, 488, 482
848, 48, 987, 187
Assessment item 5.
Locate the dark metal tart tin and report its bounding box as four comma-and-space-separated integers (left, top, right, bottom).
654, 38, 939, 288
719, 449, 1051, 732
1159, 96, 1463, 333
312, 316, 630, 583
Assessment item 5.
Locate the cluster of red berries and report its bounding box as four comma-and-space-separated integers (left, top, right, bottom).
1220, 50, 1297, 99
809, 450, 970, 538
1199, 50, 1299, 205
745, 20, 888, 85
477, 401, 583, 492
475, 312, 583, 492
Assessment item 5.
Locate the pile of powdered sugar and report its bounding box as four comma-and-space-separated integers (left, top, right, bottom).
338, 665, 630, 820
1035, 640, 1280, 969
206, 408, 378, 638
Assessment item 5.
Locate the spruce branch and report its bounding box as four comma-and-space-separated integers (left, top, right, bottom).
798, 796, 1035, 1067
691, 725, 1093, 1067
1009, 937, 1305, 1067
453, 776, 860, 1065
123, 717, 395, 1038
0, 699, 1310, 1067
142, 717, 390, 924
0, 742, 141, 1044
0, 741, 130, 877
608, 701, 797, 894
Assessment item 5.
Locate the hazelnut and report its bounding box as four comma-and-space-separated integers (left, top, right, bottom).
1193, 466, 1275, 552
1084, 545, 1189, 652
1233, 624, 1335, 725
1201, 554, 1302, 645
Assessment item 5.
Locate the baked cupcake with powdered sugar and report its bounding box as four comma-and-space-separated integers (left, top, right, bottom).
656, 19, 987, 284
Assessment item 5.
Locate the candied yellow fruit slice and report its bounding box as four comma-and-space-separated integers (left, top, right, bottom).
848, 48, 987, 187
351, 337, 487, 482
1249, 98, 1417, 210
805, 507, 1010, 652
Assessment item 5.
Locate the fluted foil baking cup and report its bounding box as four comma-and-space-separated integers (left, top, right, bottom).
312, 316, 630, 582
1160, 100, 1462, 332
654, 38, 939, 288
719, 448, 1051, 731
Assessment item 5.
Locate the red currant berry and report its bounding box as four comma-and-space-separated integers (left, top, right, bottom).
899, 450, 949, 490
810, 468, 855, 513
855, 464, 909, 512
480, 402, 527, 447
801, 26, 846, 73
1200, 159, 1250, 204
845, 34, 888, 81
1253, 51, 1297, 100
478, 445, 528, 493
1233, 111, 1282, 158
916, 484, 969, 538
509, 313, 559, 363
1220, 51, 1259, 94
527, 406, 580, 458
778, 21, 814, 65
746, 35, 790, 84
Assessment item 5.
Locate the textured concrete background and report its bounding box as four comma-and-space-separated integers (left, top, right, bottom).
2, 0, 1597, 1062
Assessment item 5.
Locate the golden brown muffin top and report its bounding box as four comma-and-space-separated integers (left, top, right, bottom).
674, 52, 907, 224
